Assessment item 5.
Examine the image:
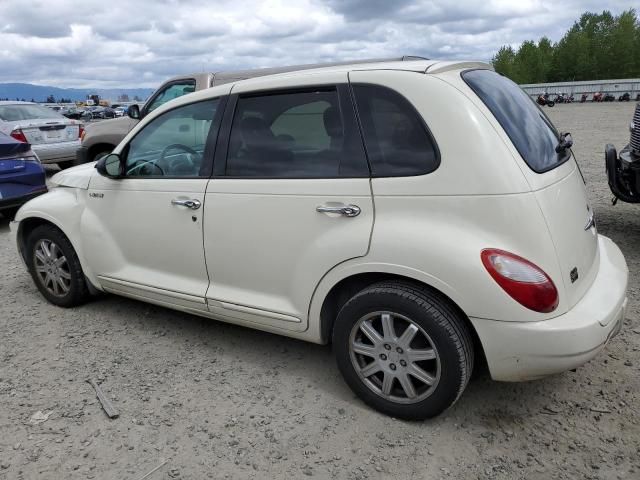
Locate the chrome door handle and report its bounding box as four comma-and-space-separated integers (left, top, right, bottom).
171, 198, 201, 210
316, 204, 361, 217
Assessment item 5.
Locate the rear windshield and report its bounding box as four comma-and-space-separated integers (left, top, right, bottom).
0, 104, 63, 122
462, 70, 566, 173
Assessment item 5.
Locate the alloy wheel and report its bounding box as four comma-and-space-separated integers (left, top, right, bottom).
349, 311, 441, 404
33, 239, 71, 297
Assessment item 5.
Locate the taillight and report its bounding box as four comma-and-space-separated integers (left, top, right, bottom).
10, 128, 27, 143
79, 124, 85, 140
481, 249, 558, 313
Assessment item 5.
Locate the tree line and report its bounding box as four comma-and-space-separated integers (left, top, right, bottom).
492, 9, 640, 84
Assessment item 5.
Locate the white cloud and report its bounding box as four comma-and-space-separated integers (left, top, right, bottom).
0, 0, 633, 88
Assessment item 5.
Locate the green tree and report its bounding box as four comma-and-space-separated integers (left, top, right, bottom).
492, 45, 516, 79
492, 9, 640, 83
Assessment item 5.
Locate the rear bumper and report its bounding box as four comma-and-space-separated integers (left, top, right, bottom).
471, 235, 628, 381
32, 140, 80, 164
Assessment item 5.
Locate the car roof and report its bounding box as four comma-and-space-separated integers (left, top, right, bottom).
150, 59, 491, 116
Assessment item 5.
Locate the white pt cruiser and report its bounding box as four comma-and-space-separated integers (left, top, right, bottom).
11, 59, 628, 419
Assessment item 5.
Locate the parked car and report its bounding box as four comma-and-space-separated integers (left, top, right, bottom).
114, 106, 128, 117
0, 132, 46, 219
0, 101, 83, 169
11, 59, 628, 420
593, 92, 603, 102
63, 107, 86, 120
603, 93, 616, 102
77, 56, 427, 163
618, 92, 631, 102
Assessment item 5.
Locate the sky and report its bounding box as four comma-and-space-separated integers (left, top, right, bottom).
0, 0, 634, 88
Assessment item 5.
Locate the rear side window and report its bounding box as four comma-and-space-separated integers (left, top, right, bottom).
225, 88, 369, 178
352, 84, 439, 177
462, 69, 565, 173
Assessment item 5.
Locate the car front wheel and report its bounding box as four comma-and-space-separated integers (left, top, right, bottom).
333, 281, 473, 420
26, 225, 89, 307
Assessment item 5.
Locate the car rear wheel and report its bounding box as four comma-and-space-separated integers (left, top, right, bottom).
26, 224, 89, 307
333, 281, 473, 420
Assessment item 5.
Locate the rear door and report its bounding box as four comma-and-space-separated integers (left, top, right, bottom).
202, 73, 373, 331
462, 69, 598, 308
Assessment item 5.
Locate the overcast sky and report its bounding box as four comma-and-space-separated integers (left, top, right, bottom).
0, 0, 634, 88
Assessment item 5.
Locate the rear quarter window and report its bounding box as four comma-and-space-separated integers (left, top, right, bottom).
462, 69, 566, 173
352, 84, 439, 177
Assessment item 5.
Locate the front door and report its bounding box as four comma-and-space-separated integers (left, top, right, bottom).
83, 97, 224, 311
203, 77, 374, 331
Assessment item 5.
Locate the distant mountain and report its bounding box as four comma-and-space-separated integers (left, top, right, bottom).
0, 83, 155, 103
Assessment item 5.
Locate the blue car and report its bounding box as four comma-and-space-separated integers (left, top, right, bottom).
0, 132, 47, 218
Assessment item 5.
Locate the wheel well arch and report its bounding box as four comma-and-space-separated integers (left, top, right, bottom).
318, 272, 486, 365
16, 215, 100, 294
16, 217, 61, 263
88, 143, 115, 161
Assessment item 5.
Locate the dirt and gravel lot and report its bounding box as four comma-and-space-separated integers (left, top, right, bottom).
1, 102, 639, 480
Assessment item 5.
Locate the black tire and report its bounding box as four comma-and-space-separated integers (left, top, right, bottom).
57, 160, 76, 170
25, 224, 89, 307
547, 101, 555, 107
333, 281, 473, 420
90, 149, 112, 162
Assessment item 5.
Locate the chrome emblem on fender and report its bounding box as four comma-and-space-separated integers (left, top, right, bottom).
584, 207, 596, 231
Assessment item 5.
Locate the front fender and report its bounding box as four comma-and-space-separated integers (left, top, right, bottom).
14, 188, 101, 290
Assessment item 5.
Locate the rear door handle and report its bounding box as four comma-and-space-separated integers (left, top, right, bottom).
171, 198, 201, 210
316, 204, 361, 217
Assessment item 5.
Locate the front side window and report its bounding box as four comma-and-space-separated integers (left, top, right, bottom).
352, 84, 439, 177
225, 88, 368, 178
124, 99, 219, 177
146, 80, 196, 114
462, 69, 565, 173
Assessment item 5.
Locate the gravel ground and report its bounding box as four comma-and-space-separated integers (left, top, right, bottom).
1, 101, 639, 480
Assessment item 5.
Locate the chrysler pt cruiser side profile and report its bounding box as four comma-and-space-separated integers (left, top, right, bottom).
11, 59, 628, 419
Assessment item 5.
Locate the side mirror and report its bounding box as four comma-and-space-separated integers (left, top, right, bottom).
127, 104, 141, 120
95, 153, 124, 178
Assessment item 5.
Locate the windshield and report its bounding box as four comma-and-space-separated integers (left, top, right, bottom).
462, 69, 567, 173
0, 104, 64, 122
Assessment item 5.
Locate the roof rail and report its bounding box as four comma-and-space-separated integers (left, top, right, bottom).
212, 56, 429, 86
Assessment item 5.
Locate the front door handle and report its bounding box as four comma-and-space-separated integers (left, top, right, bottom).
316, 204, 361, 217
171, 198, 201, 210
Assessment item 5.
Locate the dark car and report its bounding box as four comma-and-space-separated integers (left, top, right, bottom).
63, 107, 86, 120
618, 92, 631, 101
603, 93, 616, 102
0, 132, 47, 219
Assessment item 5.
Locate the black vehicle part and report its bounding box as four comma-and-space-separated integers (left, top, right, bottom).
606, 144, 640, 204
631, 104, 640, 156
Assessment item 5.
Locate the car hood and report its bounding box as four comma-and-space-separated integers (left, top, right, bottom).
50, 162, 96, 189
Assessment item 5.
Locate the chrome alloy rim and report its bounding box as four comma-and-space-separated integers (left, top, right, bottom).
349, 311, 441, 404
33, 239, 71, 297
